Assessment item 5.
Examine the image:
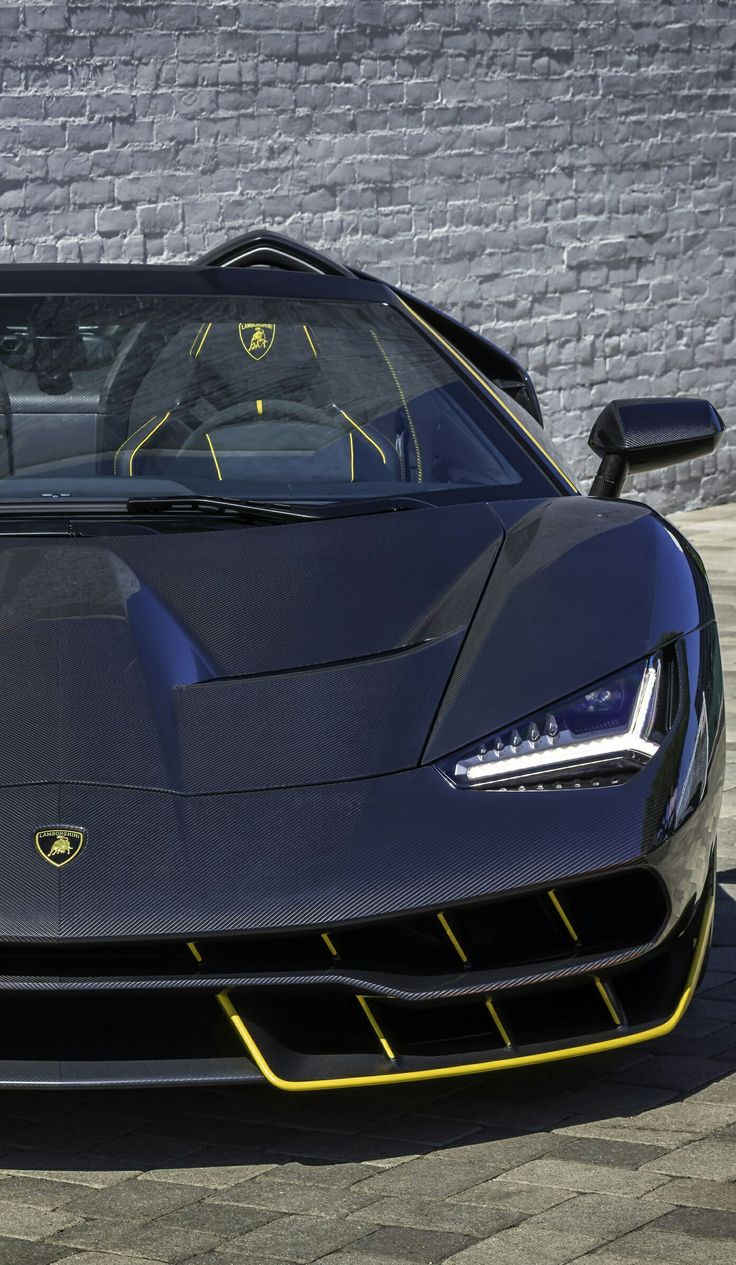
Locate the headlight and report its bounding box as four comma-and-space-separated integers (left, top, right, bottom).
444, 654, 666, 790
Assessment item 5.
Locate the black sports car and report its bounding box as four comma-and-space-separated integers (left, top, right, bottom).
0, 232, 724, 1089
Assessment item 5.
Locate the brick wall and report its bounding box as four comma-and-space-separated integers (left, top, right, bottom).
1, 1, 734, 509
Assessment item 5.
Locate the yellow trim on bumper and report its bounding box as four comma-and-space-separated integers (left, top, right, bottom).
215, 891, 713, 1092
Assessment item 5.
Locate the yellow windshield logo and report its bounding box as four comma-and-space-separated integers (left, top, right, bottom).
35, 827, 85, 868
239, 322, 275, 360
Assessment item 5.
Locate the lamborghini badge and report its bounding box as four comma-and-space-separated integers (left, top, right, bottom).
35, 827, 86, 868
238, 322, 275, 360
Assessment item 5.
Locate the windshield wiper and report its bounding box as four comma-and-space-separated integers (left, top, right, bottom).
127, 494, 428, 523
127, 496, 325, 523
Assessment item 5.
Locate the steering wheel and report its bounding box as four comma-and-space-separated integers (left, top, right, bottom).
177, 398, 333, 454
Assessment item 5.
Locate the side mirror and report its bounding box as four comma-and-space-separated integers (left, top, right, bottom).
588, 398, 724, 498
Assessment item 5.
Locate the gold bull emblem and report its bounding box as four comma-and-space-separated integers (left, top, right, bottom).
35, 827, 85, 868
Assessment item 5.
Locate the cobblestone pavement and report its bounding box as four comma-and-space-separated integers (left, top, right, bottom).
0, 504, 733, 1265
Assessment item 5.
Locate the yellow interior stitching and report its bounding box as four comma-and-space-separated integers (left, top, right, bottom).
321, 932, 339, 958
190, 322, 212, 358
128, 411, 172, 476
338, 408, 387, 464
303, 324, 318, 357
205, 432, 223, 481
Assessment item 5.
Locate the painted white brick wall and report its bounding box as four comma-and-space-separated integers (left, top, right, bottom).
0, 1, 734, 508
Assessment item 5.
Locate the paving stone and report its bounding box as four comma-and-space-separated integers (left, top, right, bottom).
0, 1239, 64, 1265
522, 1193, 670, 1239
272, 1161, 381, 1187
643, 1203, 736, 1239
351, 1157, 507, 1202
212, 1176, 377, 1215
449, 1181, 576, 1213
83, 1133, 207, 1166
344, 1193, 523, 1236
545, 1135, 670, 1168
50, 1255, 168, 1265
0, 1201, 81, 1241
641, 1136, 736, 1179
554, 1123, 706, 1150
442, 1223, 604, 1264
348, 1224, 475, 1262
597, 1225, 736, 1263
157, 1199, 278, 1236
0, 1177, 87, 1208
62, 1178, 202, 1220
49, 1217, 221, 1262
643, 1176, 736, 1210
495, 1157, 670, 1196
222, 1213, 373, 1262
137, 1158, 276, 1188
0, 1162, 141, 1188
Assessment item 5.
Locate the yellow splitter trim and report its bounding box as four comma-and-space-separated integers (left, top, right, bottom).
216, 891, 713, 1092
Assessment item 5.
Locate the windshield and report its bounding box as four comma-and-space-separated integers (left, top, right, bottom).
0, 293, 557, 503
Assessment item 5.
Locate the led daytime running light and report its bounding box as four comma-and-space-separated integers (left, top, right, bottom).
455, 663, 661, 788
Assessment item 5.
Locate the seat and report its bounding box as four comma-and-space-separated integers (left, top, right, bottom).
106, 318, 402, 486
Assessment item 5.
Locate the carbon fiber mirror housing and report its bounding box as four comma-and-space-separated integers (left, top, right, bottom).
588, 397, 725, 498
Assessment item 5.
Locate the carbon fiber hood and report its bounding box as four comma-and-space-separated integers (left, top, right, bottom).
0, 495, 717, 940
0, 501, 502, 797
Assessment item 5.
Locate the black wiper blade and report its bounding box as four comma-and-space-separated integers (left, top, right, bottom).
127, 496, 322, 523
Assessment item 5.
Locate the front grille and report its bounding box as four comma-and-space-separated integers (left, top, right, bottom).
0, 868, 667, 983
0, 872, 706, 1088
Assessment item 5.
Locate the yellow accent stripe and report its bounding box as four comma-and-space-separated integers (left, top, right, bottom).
190, 321, 212, 358
396, 296, 578, 492
303, 324, 318, 357
485, 997, 512, 1047
338, 408, 387, 464
321, 932, 339, 958
205, 432, 223, 481
187, 941, 203, 964
548, 889, 579, 943
215, 891, 713, 1092
256, 398, 263, 416
128, 411, 172, 476
114, 413, 159, 475
594, 976, 622, 1026
356, 995, 396, 1061
370, 329, 423, 481
437, 911, 469, 964
348, 432, 354, 482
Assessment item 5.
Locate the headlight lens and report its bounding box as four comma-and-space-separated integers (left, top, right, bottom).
444, 654, 665, 790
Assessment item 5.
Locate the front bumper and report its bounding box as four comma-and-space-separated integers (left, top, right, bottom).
0, 820, 718, 1089
0, 624, 722, 1089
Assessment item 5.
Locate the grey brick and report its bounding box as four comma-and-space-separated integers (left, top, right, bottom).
641, 1137, 736, 1180
49, 1217, 220, 1262
222, 1213, 372, 1262
349, 1224, 475, 1261
62, 1178, 201, 1221
494, 1158, 670, 1197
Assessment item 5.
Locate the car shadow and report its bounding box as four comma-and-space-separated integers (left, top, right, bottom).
0, 867, 733, 1180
